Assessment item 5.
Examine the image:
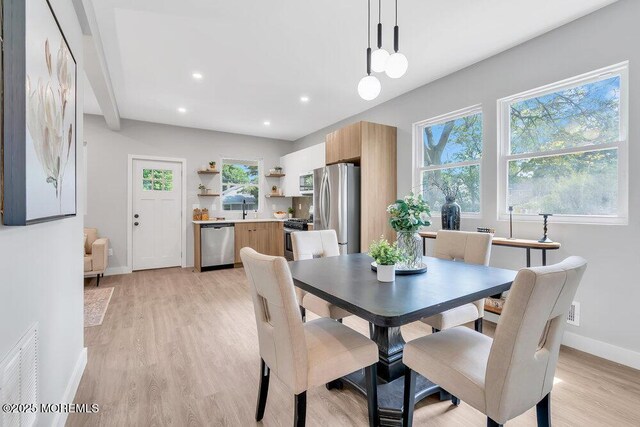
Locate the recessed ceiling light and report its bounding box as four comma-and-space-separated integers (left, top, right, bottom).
177, 107, 187, 113
263, 121, 271, 126
192, 72, 203, 80
300, 96, 310, 103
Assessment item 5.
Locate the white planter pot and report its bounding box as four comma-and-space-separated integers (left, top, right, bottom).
377, 264, 396, 282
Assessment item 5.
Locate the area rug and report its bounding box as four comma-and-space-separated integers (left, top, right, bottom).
84, 287, 114, 327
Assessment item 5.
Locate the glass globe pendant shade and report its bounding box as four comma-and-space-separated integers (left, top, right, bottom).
371, 48, 389, 73
385, 52, 408, 78
358, 75, 381, 100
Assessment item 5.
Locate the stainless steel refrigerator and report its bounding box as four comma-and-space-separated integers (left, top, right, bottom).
313, 163, 360, 254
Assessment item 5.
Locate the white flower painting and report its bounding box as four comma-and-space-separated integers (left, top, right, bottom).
25, 0, 76, 221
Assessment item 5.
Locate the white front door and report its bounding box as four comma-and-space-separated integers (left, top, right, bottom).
132, 159, 182, 270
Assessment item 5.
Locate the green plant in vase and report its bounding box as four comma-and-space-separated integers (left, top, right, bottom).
287, 207, 295, 218
387, 192, 432, 269
369, 236, 404, 282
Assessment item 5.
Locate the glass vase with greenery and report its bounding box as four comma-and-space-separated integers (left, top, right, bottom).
387, 193, 431, 269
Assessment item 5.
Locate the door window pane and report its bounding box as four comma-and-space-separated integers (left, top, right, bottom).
142, 168, 173, 191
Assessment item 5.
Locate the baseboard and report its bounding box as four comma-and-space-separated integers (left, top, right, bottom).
52, 347, 88, 427
562, 331, 640, 371
105, 266, 131, 276
484, 314, 640, 371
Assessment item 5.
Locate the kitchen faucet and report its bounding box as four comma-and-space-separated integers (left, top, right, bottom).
242, 199, 247, 220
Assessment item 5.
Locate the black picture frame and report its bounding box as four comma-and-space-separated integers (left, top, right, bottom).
1, 0, 77, 225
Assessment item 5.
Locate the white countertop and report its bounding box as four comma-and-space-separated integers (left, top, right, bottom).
193, 218, 286, 224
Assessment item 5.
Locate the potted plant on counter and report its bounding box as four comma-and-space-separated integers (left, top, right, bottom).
369, 236, 404, 282
287, 207, 295, 218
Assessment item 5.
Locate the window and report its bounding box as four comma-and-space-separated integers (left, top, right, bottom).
142, 169, 173, 191
413, 105, 483, 214
221, 159, 260, 211
498, 63, 628, 223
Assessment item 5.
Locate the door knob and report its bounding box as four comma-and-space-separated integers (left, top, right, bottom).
134, 214, 139, 218
134, 222, 139, 226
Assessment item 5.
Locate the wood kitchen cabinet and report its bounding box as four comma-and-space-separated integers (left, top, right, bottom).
234, 221, 284, 265
325, 121, 397, 249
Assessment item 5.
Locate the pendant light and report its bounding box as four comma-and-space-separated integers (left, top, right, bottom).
385, 0, 408, 79
370, 0, 389, 73
358, 0, 381, 100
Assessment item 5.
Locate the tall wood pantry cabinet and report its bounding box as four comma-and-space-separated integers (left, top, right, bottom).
325, 121, 397, 249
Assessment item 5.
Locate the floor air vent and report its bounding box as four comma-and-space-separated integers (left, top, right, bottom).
0, 324, 38, 427
567, 301, 580, 326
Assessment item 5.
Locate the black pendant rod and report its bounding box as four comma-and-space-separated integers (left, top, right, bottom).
366, 0, 372, 75
394, 0, 399, 53
377, 0, 383, 49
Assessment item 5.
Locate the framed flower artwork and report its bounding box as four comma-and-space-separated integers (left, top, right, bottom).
2, 0, 77, 225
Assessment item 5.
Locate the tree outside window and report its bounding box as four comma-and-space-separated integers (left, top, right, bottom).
501, 65, 627, 220
415, 107, 483, 214
221, 159, 260, 211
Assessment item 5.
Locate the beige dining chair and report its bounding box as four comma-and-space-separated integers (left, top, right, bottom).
240, 247, 379, 427
291, 230, 352, 322
402, 256, 587, 427
421, 230, 492, 333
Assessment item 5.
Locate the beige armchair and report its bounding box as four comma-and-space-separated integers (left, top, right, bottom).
84, 228, 109, 287
291, 230, 352, 322
403, 256, 587, 427
421, 230, 492, 333
240, 247, 379, 426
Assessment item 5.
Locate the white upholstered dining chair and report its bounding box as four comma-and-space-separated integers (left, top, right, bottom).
291, 230, 352, 322
403, 256, 587, 427
421, 230, 492, 333
240, 247, 379, 427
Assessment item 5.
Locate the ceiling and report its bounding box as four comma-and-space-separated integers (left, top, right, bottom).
83, 0, 617, 141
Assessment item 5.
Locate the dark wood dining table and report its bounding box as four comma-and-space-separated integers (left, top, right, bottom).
289, 253, 518, 426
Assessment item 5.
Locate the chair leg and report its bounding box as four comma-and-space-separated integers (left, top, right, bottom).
96, 274, 101, 287
368, 322, 374, 339
487, 418, 503, 427
299, 306, 306, 322
403, 368, 416, 427
255, 359, 270, 421
475, 318, 483, 333
451, 395, 460, 406
536, 393, 551, 427
364, 364, 379, 427
337, 318, 343, 323
294, 391, 306, 427
432, 327, 440, 334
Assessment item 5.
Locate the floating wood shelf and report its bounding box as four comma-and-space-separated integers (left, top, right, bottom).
265, 173, 285, 178
197, 170, 220, 175
265, 194, 288, 198
198, 193, 220, 197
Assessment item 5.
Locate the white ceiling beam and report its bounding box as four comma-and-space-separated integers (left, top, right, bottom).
73, 0, 121, 130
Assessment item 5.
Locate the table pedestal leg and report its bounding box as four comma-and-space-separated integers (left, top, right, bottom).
335, 324, 442, 426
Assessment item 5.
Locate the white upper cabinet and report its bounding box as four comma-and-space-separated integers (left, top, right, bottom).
280, 143, 325, 196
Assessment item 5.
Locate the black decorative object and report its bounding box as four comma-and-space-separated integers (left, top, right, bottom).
538, 213, 553, 243
441, 196, 461, 230
508, 206, 514, 239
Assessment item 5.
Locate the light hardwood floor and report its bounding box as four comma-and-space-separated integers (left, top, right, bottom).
70, 267, 640, 426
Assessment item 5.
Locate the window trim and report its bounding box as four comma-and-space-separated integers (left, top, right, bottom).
220, 157, 263, 212
412, 104, 483, 217
497, 62, 629, 225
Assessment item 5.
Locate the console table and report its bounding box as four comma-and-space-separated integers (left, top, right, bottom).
419, 231, 561, 315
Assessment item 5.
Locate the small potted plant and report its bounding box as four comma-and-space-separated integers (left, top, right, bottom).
287, 207, 295, 218
369, 236, 404, 282
274, 166, 283, 174
209, 161, 216, 171
271, 185, 278, 194
198, 184, 206, 195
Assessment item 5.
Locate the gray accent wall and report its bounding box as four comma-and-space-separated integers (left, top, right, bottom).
83, 115, 294, 271
293, 0, 640, 364
0, 0, 85, 424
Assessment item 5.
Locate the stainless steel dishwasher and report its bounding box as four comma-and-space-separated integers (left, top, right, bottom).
200, 223, 235, 270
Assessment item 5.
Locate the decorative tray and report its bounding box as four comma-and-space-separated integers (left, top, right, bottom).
370, 262, 428, 275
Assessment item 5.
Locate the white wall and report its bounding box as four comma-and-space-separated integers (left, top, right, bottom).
83, 115, 294, 271
293, 0, 640, 367
0, 0, 86, 425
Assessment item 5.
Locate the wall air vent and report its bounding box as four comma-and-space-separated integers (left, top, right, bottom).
567, 301, 580, 326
